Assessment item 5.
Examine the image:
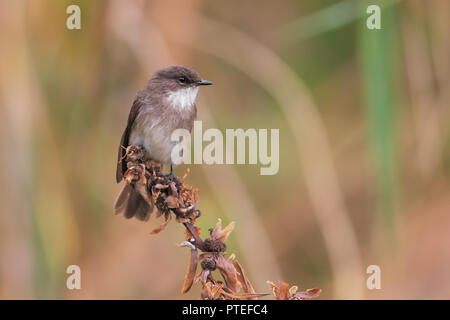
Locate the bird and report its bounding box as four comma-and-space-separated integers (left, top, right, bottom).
114, 65, 213, 221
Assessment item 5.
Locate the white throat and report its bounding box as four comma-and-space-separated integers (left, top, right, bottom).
166, 87, 199, 110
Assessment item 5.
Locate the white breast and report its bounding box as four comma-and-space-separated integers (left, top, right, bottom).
166, 87, 199, 110
129, 118, 175, 164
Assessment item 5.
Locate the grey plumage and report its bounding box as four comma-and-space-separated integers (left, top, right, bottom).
114, 66, 212, 220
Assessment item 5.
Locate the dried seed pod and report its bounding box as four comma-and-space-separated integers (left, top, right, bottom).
203, 239, 227, 253
201, 257, 216, 271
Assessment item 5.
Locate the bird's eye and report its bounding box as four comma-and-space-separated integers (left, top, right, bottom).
178, 76, 187, 84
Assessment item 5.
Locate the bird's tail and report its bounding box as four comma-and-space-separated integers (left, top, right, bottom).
114, 184, 153, 221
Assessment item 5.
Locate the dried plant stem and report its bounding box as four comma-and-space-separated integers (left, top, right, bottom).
183, 222, 204, 250
120, 145, 321, 300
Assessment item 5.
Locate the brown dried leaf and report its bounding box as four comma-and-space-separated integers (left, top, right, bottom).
165, 195, 179, 209
210, 219, 223, 239
181, 245, 198, 294
182, 168, 190, 182
210, 282, 224, 299
151, 188, 161, 201
150, 212, 172, 235
267, 280, 321, 300
203, 281, 214, 299
210, 219, 235, 243
123, 164, 144, 184
169, 182, 178, 197
153, 183, 168, 190
217, 221, 235, 243
267, 280, 290, 300
220, 290, 268, 300
124, 145, 145, 162
292, 288, 322, 300
199, 269, 211, 285
231, 258, 256, 296
180, 184, 199, 205
215, 254, 241, 293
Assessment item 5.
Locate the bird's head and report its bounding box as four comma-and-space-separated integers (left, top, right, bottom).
150, 65, 212, 110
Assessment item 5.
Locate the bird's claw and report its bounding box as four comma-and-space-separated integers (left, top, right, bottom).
161, 172, 174, 182
160, 164, 174, 182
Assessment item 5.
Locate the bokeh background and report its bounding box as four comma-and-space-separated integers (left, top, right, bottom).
0, 0, 449, 299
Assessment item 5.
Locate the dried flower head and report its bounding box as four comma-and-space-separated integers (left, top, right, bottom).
122, 145, 202, 235
120, 144, 322, 300
267, 280, 321, 300
179, 218, 267, 300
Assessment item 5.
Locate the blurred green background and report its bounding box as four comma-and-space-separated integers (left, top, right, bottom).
0, 0, 449, 299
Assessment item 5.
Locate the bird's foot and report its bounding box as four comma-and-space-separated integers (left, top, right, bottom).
160, 165, 174, 182
160, 171, 174, 182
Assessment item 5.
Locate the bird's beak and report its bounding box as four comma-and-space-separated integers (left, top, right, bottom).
196, 79, 213, 86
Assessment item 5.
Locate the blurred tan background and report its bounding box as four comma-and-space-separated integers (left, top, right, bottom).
0, 0, 449, 299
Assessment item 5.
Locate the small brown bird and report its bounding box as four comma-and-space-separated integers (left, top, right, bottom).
114, 65, 212, 220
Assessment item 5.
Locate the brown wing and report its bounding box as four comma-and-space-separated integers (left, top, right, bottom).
116, 96, 144, 183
